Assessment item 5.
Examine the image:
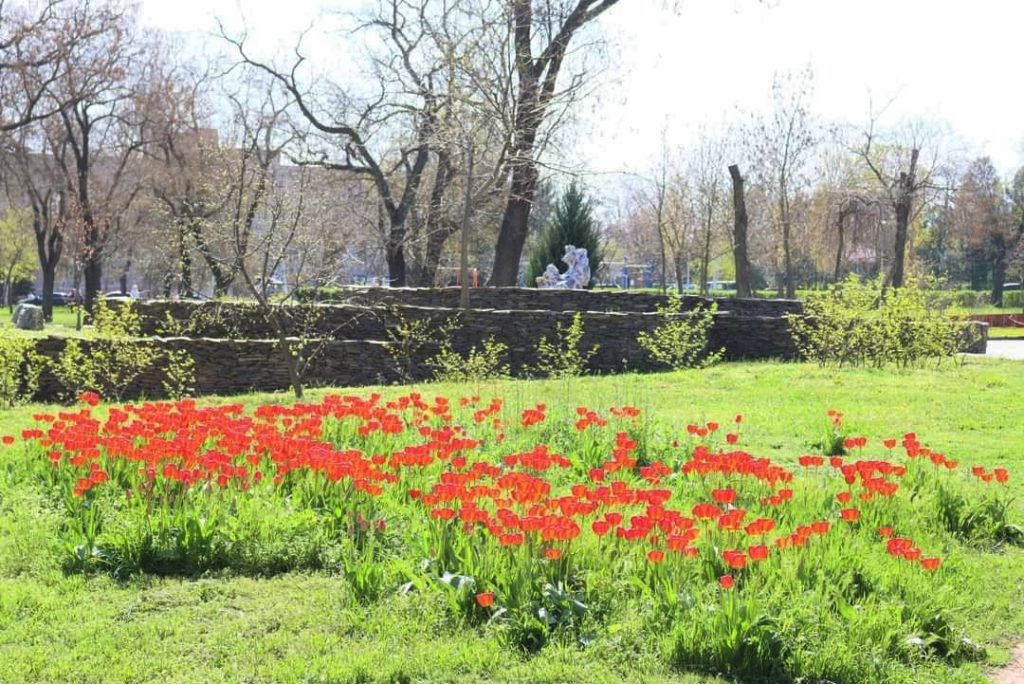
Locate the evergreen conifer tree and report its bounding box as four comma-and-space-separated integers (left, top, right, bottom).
526, 183, 603, 287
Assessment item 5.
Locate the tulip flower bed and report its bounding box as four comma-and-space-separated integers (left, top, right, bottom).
2, 379, 1021, 684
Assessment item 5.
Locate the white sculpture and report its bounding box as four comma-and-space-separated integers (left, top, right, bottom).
536, 245, 590, 289
565, 245, 590, 288
535, 263, 562, 288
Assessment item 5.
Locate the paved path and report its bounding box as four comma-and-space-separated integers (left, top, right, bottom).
986, 340, 1024, 360
992, 643, 1024, 683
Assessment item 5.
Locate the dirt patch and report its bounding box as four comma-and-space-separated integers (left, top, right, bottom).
992, 644, 1024, 684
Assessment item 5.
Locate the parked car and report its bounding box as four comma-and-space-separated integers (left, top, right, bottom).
17, 292, 68, 307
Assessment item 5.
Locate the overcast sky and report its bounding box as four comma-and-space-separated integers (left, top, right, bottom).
139, 0, 1024, 178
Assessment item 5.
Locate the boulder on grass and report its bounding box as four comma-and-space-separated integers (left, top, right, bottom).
12, 303, 44, 330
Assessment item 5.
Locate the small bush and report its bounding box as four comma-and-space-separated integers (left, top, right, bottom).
788, 276, 973, 368
0, 338, 45, 407
637, 297, 723, 370
386, 308, 447, 383
532, 313, 599, 378
429, 332, 510, 383
51, 297, 159, 401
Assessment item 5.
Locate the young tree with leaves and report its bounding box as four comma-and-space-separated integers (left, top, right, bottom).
0, 207, 35, 308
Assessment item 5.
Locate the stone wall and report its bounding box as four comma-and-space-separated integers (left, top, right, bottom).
31, 336, 405, 401
25, 310, 801, 401
299, 286, 805, 317
125, 300, 800, 362
40, 289, 983, 401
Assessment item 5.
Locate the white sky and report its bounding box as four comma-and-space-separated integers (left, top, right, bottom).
140, 0, 1024, 177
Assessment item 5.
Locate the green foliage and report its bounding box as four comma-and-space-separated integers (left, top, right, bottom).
159, 348, 196, 400
426, 316, 511, 382
51, 297, 159, 401
429, 334, 510, 383
156, 303, 247, 340
934, 484, 1024, 549
941, 288, 1023, 310
532, 313, 599, 378
0, 208, 35, 305
788, 276, 974, 368
526, 182, 603, 287
385, 307, 445, 382
637, 297, 723, 370
0, 338, 44, 407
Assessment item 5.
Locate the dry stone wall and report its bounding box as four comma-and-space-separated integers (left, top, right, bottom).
31, 336, 406, 401
301, 286, 804, 316
125, 300, 802, 363
31, 288, 982, 401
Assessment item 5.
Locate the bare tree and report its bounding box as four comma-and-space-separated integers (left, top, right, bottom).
0, 124, 67, 319
0, 0, 66, 132
487, 0, 622, 286
139, 58, 228, 297
852, 108, 947, 289
687, 133, 728, 295
748, 69, 816, 298
225, 0, 482, 287
38, 2, 153, 311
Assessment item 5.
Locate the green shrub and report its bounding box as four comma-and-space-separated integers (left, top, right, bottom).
637, 297, 723, 370
429, 333, 510, 383
788, 276, 973, 368
526, 183, 603, 288
385, 308, 447, 383
51, 297, 159, 401
0, 338, 45, 407
158, 348, 196, 400
532, 313, 599, 378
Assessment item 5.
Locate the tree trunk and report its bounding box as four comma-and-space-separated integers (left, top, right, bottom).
40, 265, 56, 322
991, 261, 1006, 307
488, 159, 538, 286
991, 241, 1008, 307
729, 165, 752, 297
417, 151, 457, 287
119, 252, 132, 296
699, 210, 712, 296
420, 229, 450, 287
187, 219, 233, 296
891, 149, 919, 289
892, 197, 911, 289
658, 237, 668, 294
33, 204, 62, 322
84, 256, 102, 313
386, 220, 407, 287
834, 211, 847, 282
178, 227, 193, 297
781, 209, 794, 298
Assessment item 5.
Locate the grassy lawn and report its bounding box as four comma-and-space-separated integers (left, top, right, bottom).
1, 359, 1022, 683
989, 327, 1024, 339
0, 306, 90, 339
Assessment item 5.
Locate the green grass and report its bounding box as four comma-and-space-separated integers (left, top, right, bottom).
0, 306, 91, 339
1, 359, 1022, 683
989, 327, 1024, 339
